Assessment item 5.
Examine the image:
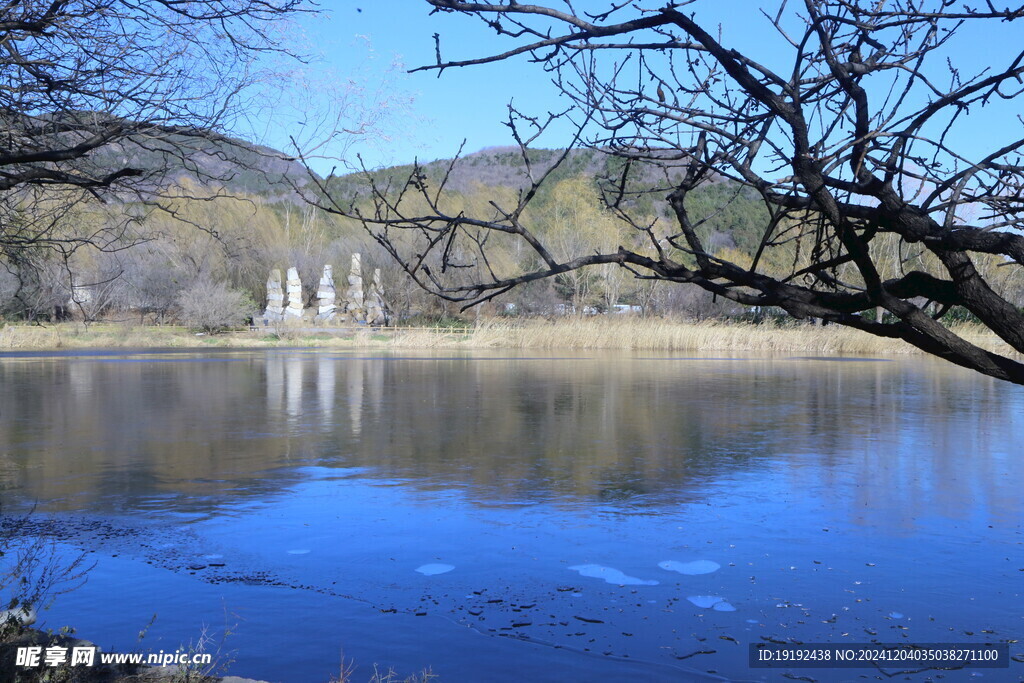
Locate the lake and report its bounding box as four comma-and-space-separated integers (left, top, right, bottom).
1, 349, 1021, 681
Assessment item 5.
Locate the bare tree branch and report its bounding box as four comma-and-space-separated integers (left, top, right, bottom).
315, 0, 1024, 384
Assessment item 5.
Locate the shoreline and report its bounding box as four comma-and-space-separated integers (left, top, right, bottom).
0, 317, 1013, 358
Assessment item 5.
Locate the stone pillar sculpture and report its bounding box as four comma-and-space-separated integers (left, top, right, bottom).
285, 266, 305, 320
315, 264, 337, 322
366, 268, 389, 326
343, 253, 366, 323
263, 269, 285, 321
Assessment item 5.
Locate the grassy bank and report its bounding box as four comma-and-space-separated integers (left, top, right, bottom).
0, 317, 1013, 357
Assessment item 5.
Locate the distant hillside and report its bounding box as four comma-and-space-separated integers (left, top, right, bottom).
329, 146, 716, 196
2, 136, 771, 321
94, 133, 316, 204
329, 146, 766, 255
99, 135, 767, 255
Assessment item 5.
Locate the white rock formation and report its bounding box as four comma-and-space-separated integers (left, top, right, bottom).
343, 254, 366, 323
315, 264, 337, 321
285, 266, 305, 319
263, 269, 285, 321
366, 268, 389, 326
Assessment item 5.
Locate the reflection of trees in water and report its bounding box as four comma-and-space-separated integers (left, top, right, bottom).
0, 355, 1021, 528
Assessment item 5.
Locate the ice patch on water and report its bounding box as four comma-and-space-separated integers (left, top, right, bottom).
687, 595, 734, 611
687, 595, 723, 608
569, 564, 659, 586
888, 611, 904, 619
659, 560, 721, 575
416, 563, 455, 576
286, 549, 310, 555
203, 554, 224, 560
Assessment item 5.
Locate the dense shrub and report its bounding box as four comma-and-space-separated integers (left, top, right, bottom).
176, 278, 255, 333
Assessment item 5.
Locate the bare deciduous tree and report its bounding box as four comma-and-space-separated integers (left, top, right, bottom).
311, 1, 1024, 384
0, 0, 311, 265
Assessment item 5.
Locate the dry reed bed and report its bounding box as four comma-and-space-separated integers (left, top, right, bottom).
0, 318, 1014, 357
391, 318, 1012, 357
0, 324, 210, 350
465, 318, 909, 354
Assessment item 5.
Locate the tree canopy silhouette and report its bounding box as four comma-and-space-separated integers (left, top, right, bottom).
314, 0, 1024, 384
0, 0, 309, 262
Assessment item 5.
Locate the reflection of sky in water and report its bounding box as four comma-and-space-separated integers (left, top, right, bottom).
1, 350, 1022, 681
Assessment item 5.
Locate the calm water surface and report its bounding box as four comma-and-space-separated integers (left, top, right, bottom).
1, 349, 1021, 681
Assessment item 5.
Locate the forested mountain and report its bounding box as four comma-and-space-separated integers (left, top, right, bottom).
2, 142, 777, 324
328, 146, 768, 257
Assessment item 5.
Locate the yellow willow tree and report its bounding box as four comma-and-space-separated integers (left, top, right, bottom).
532, 177, 630, 313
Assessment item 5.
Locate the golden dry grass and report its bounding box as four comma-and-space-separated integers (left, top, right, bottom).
390, 317, 1014, 357
0, 323, 233, 350
467, 317, 908, 353
0, 317, 1014, 357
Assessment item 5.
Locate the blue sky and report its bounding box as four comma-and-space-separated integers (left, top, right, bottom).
282, 1, 573, 171
289, 1, 768, 170
272, 1, 1024, 177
